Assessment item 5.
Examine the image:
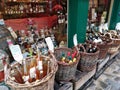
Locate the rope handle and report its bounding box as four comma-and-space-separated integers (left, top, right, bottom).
73, 44, 86, 56
104, 32, 112, 39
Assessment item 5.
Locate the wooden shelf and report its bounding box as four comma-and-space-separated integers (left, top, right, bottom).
2, 0, 48, 19
5, 1, 48, 6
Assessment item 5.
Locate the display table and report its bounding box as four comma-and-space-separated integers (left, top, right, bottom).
4, 15, 58, 31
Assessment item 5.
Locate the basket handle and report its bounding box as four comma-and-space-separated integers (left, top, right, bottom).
78, 44, 86, 52
104, 33, 112, 39
48, 50, 57, 62
4, 64, 11, 82
48, 50, 58, 74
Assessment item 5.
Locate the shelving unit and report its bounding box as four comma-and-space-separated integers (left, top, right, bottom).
2, 0, 48, 19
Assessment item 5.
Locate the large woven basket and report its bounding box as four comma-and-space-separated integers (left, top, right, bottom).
5, 53, 58, 90
97, 40, 112, 59
54, 47, 80, 81
77, 44, 99, 72
86, 40, 112, 59
105, 32, 120, 54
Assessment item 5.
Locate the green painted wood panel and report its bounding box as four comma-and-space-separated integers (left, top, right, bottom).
76, 0, 89, 44
109, 0, 120, 30
68, 0, 78, 48
68, 0, 89, 48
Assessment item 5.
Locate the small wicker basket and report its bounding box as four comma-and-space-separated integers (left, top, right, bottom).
77, 44, 99, 72
5, 53, 58, 90
54, 47, 80, 81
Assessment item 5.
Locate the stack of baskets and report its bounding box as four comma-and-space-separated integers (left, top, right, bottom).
54, 47, 80, 81
5, 53, 58, 90
105, 30, 120, 54
76, 44, 100, 72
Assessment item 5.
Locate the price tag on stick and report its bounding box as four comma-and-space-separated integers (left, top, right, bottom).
73, 34, 78, 46
45, 37, 54, 53
9, 45, 23, 64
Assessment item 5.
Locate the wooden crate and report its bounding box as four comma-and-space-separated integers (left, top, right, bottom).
71, 68, 96, 90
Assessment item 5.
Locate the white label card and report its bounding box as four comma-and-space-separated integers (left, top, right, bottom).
73, 34, 78, 46
7, 27, 13, 31
9, 45, 23, 64
38, 61, 43, 70
30, 67, 36, 78
45, 37, 54, 52
0, 19, 5, 25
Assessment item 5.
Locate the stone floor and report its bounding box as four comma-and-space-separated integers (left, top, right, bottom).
87, 52, 120, 90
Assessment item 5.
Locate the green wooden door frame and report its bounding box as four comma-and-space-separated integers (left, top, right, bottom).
109, 0, 120, 30
68, 0, 89, 48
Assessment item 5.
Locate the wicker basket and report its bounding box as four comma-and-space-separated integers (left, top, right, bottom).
105, 32, 120, 54
86, 40, 112, 59
54, 47, 80, 81
77, 44, 99, 72
108, 44, 120, 54
97, 41, 112, 59
5, 53, 58, 90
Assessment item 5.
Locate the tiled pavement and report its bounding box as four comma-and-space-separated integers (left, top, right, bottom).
87, 52, 120, 90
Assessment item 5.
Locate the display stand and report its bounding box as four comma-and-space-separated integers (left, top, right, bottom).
0, 51, 119, 90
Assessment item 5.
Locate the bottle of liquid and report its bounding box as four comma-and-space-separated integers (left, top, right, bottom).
22, 59, 29, 83
87, 44, 93, 53
10, 67, 24, 84
16, 31, 22, 45
7, 27, 17, 40
44, 26, 49, 37
50, 34, 57, 48
28, 57, 37, 83
67, 52, 72, 64
43, 58, 48, 77
61, 52, 66, 63
36, 56, 43, 80
92, 45, 97, 53
71, 51, 77, 62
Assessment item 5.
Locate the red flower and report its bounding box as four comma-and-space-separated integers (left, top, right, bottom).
53, 4, 63, 11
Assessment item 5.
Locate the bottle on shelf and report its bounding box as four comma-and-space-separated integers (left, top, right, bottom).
7, 27, 18, 40
16, 31, 22, 45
